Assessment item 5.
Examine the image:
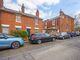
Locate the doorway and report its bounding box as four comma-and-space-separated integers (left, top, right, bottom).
27, 29, 31, 37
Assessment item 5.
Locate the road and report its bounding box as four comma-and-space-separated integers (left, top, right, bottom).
0, 36, 80, 60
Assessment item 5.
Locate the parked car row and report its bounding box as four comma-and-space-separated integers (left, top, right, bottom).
55, 32, 80, 40
0, 32, 80, 49
67, 32, 80, 37
55, 32, 70, 39
28, 31, 80, 44
0, 33, 56, 49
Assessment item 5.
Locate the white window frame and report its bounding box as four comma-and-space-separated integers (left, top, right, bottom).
16, 14, 21, 23
1, 24, 10, 34
26, 27, 31, 29
35, 27, 39, 33
15, 26, 22, 30
2, 27, 9, 34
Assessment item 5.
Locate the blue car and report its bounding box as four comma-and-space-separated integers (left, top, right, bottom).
67, 32, 77, 37
0, 33, 24, 49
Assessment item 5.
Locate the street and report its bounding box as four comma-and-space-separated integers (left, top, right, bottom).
0, 36, 80, 60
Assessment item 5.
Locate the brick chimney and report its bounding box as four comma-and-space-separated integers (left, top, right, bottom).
0, 0, 3, 8
36, 9, 39, 17
21, 4, 24, 13
60, 9, 64, 16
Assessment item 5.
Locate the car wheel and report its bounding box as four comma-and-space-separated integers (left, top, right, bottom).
37, 40, 42, 44
11, 41, 20, 49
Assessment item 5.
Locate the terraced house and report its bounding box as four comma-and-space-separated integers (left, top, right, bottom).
0, 0, 45, 35
44, 10, 74, 33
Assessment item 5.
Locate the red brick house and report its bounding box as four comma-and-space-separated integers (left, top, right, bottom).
44, 10, 74, 33
44, 19, 56, 33
0, 0, 45, 34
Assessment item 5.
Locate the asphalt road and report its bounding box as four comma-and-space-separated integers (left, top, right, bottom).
0, 36, 80, 60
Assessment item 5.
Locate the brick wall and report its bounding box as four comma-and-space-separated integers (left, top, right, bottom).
57, 15, 74, 32
0, 10, 44, 34
44, 14, 74, 32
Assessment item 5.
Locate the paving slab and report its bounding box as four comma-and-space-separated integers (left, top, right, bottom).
8, 54, 26, 60
0, 57, 8, 60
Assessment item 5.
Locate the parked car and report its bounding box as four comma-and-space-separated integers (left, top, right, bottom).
55, 32, 70, 39
75, 32, 80, 36
67, 32, 77, 37
29, 33, 56, 44
0, 33, 24, 49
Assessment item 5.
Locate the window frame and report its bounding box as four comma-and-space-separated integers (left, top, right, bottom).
16, 14, 21, 23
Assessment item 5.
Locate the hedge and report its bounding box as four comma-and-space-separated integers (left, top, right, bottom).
11, 30, 28, 39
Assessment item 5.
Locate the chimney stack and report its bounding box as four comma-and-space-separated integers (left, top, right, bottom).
0, 0, 3, 8
21, 4, 24, 13
36, 9, 39, 17
60, 9, 64, 16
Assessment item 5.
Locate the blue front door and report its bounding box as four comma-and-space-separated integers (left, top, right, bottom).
27, 29, 31, 37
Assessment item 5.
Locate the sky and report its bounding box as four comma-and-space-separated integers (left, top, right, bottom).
3, 0, 80, 20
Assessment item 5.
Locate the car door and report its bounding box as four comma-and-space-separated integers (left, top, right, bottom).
43, 33, 52, 42
37, 34, 45, 40
0, 34, 9, 48
40, 34, 46, 42
65, 33, 69, 38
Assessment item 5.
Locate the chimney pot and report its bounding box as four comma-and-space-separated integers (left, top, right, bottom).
36, 9, 39, 17
21, 4, 24, 13
0, 0, 3, 8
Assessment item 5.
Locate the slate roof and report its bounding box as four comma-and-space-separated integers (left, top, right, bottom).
0, 7, 42, 20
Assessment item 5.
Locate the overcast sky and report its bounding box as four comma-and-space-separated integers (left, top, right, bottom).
3, 0, 80, 20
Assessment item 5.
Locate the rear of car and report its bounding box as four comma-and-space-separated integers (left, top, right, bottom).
75, 32, 80, 36
67, 32, 77, 37
29, 33, 55, 44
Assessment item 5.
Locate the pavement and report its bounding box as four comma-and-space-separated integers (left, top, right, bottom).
0, 36, 80, 60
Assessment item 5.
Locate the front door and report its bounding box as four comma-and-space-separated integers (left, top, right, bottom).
27, 29, 31, 37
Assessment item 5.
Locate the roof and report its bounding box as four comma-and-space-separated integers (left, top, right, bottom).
65, 14, 74, 19
50, 16, 60, 20
0, 7, 42, 20
49, 14, 74, 21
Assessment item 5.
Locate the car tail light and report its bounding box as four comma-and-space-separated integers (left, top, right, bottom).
31, 35, 36, 40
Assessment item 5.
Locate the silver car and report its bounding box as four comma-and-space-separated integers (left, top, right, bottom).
55, 32, 70, 39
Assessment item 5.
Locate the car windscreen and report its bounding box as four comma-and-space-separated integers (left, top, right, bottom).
61, 32, 67, 35
44, 33, 50, 37
35, 34, 42, 37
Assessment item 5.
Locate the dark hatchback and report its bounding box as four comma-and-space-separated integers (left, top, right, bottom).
29, 33, 56, 44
